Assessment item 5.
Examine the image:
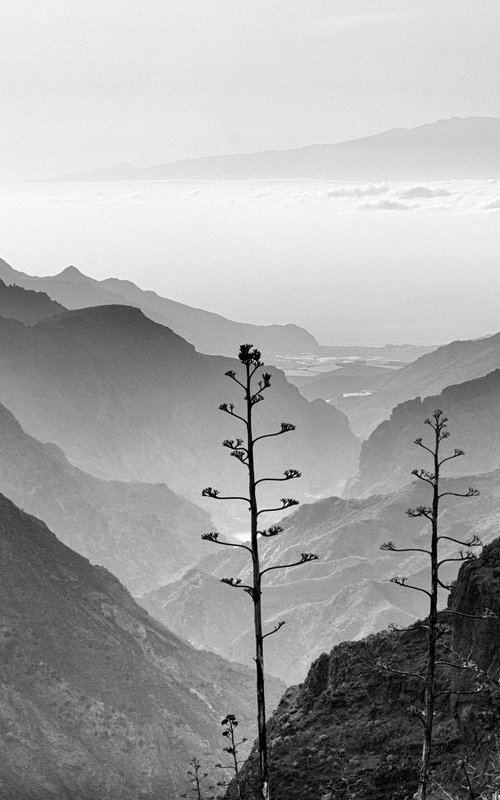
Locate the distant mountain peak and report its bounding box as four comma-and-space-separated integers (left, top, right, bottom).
52, 116, 500, 182
56, 265, 89, 282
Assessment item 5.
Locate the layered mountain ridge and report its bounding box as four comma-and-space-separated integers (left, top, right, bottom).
351, 368, 500, 498
335, 329, 500, 436
0, 492, 284, 799
0, 302, 359, 533
0, 258, 319, 360
142, 468, 500, 684
0, 277, 66, 325
54, 117, 500, 181
0, 400, 210, 595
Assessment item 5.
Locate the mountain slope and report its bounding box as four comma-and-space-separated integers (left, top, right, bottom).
297, 363, 394, 403
351, 369, 500, 498
142, 468, 500, 684
0, 277, 66, 324
0, 493, 283, 800
0, 400, 210, 595
339, 330, 500, 436
230, 538, 500, 800
0, 258, 319, 360
0, 305, 359, 532
55, 117, 500, 181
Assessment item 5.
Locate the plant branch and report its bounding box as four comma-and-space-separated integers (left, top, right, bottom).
260, 552, 319, 577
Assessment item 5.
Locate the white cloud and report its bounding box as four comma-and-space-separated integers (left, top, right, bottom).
325, 183, 388, 198
358, 199, 414, 212
482, 198, 500, 211
394, 185, 450, 199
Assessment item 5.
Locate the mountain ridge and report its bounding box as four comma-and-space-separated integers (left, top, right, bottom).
228, 536, 500, 799
0, 300, 359, 533
350, 367, 500, 498
0, 491, 284, 799
0, 257, 320, 360
51, 117, 500, 182
142, 467, 500, 684
0, 399, 211, 595
337, 328, 500, 436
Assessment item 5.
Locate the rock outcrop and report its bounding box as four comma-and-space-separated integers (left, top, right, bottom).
230, 539, 500, 799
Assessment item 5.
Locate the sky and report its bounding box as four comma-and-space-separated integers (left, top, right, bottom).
2, 0, 500, 179
1, 1, 499, 346
1, 178, 500, 345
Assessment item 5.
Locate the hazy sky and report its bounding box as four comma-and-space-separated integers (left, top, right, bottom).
2, 0, 500, 179
1, 2, 499, 347
1, 179, 500, 345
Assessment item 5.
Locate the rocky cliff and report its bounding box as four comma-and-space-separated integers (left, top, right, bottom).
230, 539, 500, 799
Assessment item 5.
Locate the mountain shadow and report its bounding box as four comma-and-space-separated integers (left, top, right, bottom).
0, 277, 66, 324
0, 493, 284, 800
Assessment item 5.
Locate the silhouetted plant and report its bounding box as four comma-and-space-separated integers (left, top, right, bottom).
215, 713, 247, 799
181, 756, 216, 800
380, 410, 488, 800
201, 343, 319, 800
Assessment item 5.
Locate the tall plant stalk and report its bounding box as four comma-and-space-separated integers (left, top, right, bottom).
202, 344, 318, 800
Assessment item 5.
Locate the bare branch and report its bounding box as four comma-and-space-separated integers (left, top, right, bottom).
257, 497, 299, 516
253, 422, 296, 445
262, 621, 286, 640
255, 468, 301, 487
437, 534, 482, 547
258, 524, 284, 538
388, 622, 430, 633
260, 552, 319, 577
201, 531, 252, 554
414, 437, 435, 456
202, 487, 250, 504
220, 577, 254, 595
437, 551, 475, 568
389, 576, 432, 598
406, 505, 433, 520
251, 373, 272, 404
222, 438, 247, 453
438, 448, 465, 466
224, 370, 246, 391
412, 468, 436, 486
219, 402, 246, 424
230, 450, 249, 467
438, 487, 480, 500
381, 540, 431, 556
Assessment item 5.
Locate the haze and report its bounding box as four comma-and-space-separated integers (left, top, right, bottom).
2, 0, 500, 179
1, 179, 499, 345
1, 1, 499, 346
